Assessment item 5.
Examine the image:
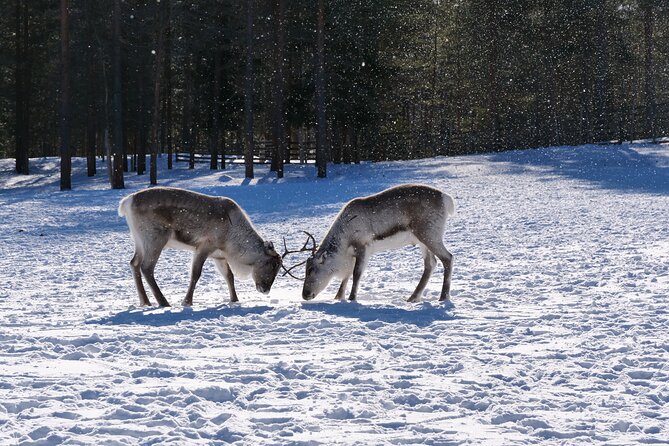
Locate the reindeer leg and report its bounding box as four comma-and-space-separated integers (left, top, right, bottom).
349, 248, 368, 301
130, 251, 151, 306
335, 276, 349, 301
408, 246, 437, 302
137, 230, 170, 307
214, 259, 238, 303
182, 249, 210, 307
141, 256, 170, 308
437, 248, 454, 302
416, 235, 453, 302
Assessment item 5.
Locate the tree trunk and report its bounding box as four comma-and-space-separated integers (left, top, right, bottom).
122, 120, 129, 172
331, 122, 342, 164
487, 11, 501, 151
430, 1, 439, 157
210, 49, 221, 170
593, 0, 608, 140
160, 94, 166, 154
85, 108, 97, 177
105, 129, 112, 183
15, 0, 29, 175
315, 0, 327, 178
110, 0, 125, 189
137, 68, 146, 175
182, 57, 195, 169
642, 1, 656, 140
85, 1, 97, 177
14, 1, 26, 172
220, 130, 226, 169
343, 125, 353, 164
165, 0, 173, 170
353, 129, 360, 164
271, 0, 286, 178
244, 0, 255, 179
60, 0, 71, 191
297, 127, 306, 164
150, 0, 166, 185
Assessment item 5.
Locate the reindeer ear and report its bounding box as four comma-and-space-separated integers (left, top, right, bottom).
264, 241, 275, 253
317, 252, 327, 264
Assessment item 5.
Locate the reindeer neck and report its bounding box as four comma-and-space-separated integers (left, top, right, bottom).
223, 204, 264, 260
318, 218, 351, 258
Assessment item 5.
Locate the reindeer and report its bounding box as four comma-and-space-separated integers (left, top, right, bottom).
118, 187, 282, 307
299, 184, 455, 302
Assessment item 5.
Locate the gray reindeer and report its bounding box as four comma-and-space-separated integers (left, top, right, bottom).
296, 184, 455, 302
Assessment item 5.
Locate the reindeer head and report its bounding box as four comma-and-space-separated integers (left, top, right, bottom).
302, 250, 336, 300
253, 241, 282, 295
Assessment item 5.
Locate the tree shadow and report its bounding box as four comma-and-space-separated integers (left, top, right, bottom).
488, 143, 669, 195
300, 301, 458, 328
197, 160, 458, 226
87, 304, 272, 326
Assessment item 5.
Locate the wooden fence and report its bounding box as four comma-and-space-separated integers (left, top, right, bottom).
175, 139, 317, 165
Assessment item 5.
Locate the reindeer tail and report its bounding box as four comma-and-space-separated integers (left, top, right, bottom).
442, 193, 456, 218
118, 194, 133, 218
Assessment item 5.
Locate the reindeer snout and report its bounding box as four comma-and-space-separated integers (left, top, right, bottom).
302, 291, 315, 300
256, 284, 271, 295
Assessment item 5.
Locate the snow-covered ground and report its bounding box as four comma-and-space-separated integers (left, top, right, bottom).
0, 142, 667, 445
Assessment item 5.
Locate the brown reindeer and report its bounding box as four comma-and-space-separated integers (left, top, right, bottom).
118, 187, 281, 307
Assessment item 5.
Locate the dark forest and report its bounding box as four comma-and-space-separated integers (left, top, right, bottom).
1, 1, 668, 187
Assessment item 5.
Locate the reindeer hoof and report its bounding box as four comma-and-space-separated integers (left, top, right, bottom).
407, 295, 420, 303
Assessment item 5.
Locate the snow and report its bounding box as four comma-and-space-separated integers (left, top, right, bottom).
0, 142, 668, 445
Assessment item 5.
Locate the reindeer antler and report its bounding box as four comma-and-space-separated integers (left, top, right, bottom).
281, 231, 317, 280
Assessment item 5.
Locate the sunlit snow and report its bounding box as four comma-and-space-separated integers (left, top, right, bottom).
0, 141, 667, 444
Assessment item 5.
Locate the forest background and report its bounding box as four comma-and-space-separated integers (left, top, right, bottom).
1, 0, 668, 187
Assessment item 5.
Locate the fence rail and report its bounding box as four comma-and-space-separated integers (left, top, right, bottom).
175, 140, 317, 165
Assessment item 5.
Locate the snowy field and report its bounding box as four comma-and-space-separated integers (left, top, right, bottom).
0, 142, 668, 445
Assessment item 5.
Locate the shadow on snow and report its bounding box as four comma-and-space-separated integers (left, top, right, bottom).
300, 301, 457, 328
87, 301, 457, 328
488, 143, 669, 195
87, 304, 273, 326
